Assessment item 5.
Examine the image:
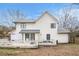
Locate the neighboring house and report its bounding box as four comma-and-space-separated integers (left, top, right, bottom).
10, 11, 69, 48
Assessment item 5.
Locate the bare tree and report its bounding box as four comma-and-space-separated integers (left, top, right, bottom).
2, 9, 26, 27
0, 9, 26, 39
59, 7, 79, 43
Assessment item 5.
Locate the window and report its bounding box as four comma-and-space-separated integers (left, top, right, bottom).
51, 23, 56, 28
31, 33, 35, 40
21, 24, 26, 29
46, 34, 50, 40
25, 33, 29, 39
25, 33, 35, 40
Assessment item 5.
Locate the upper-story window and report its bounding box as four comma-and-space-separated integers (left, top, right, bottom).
20, 24, 26, 29
51, 23, 56, 28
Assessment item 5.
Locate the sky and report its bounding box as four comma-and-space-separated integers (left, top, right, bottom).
0, 3, 71, 18
0, 3, 78, 26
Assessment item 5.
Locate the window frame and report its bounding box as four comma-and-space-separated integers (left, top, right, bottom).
31, 33, 35, 40
25, 33, 35, 41
25, 33, 29, 39
51, 23, 56, 28
46, 34, 50, 40
20, 24, 26, 29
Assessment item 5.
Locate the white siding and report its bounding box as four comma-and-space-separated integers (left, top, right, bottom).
11, 29, 22, 43
11, 13, 69, 44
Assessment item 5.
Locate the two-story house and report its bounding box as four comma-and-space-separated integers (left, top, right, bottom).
10, 11, 69, 48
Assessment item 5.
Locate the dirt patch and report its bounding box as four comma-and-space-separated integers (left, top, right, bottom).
0, 44, 79, 56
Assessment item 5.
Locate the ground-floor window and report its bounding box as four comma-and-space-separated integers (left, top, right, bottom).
46, 34, 50, 40
31, 33, 35, 40
25, 33, 35, 41
25, 33, 29, 39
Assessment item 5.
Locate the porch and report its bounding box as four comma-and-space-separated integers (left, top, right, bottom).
19, 29, 40, 48
0, 30, 40, 48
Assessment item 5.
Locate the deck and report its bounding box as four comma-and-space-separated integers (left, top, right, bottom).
0, 39, 57, 48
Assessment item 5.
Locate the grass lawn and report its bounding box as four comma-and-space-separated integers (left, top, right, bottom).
0, 44, 79, 56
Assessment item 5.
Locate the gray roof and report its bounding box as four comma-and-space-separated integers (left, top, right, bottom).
20, 29, 40, 33
58, 28, 70, 34
14, 19, 35, 23
13, 11, 58, 23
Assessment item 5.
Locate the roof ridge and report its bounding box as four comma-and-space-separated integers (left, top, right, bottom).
14, 11, 58, 23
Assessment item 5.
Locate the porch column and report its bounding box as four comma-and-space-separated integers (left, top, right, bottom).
29, 33, 31, 41
23, 33, 25, 43
35, 33, 39, 45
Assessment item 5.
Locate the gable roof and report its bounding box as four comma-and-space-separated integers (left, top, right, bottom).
13, 11, 58, 23
35, 11, 58, 22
